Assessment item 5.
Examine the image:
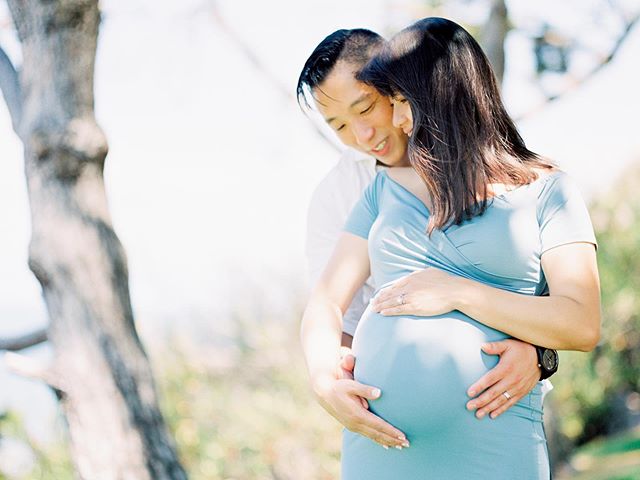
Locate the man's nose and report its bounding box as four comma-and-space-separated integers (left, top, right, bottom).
353, 122, 375, 147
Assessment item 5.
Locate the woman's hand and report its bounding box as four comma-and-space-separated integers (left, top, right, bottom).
371, 268, 460, 316
312, 372, 410, 450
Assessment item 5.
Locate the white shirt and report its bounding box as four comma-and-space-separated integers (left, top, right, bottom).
305, 148, 380, 336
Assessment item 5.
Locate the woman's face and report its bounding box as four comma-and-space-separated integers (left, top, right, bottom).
390, 95, 413, 137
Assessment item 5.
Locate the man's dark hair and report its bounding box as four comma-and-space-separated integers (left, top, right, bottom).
296, 28, 384, 109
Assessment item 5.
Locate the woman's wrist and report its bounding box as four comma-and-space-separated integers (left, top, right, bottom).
450, 274, 477, 313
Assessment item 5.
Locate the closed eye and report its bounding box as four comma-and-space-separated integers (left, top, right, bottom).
360, 102, 375, 114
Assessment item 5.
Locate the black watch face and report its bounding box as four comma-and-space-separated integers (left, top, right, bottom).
542, 349, 558, 370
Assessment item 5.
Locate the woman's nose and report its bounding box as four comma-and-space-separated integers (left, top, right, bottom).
392, 107, 406, 129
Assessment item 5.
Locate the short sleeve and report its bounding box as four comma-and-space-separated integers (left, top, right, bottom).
537, 172, 597, 254
343, 172, 382, 239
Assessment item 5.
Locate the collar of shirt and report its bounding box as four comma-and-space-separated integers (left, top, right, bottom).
344, 148, 386, 175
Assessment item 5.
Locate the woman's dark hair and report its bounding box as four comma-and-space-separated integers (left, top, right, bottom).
358, 17, 555, 233
296, 29, 384, 109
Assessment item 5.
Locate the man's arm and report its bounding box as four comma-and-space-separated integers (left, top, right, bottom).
341, 333, 353, 348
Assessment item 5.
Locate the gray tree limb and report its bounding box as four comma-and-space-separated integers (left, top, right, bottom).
0, 328, 47, 351
0, 44, 22, 134
515, 13, 639, 121
3, 351, 64, 392
206, 0, 340, 151
481, 0, 509, 84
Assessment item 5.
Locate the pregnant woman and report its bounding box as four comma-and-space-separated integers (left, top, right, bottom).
300, 17, 601, 479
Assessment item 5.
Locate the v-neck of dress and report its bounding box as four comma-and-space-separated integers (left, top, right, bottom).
381, 169, 562, 217
381, 170, 432, 213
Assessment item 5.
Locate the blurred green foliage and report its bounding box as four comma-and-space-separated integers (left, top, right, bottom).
550, 163, 640, 456
0, 410, 73, 479
557, 428, 640, 480
156, 315, 342, 480
0, 313, 342, 480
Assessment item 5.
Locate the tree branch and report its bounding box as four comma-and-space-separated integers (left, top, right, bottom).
515, 13, 639, 122
3, 351, 64, 391
205, 1, 340, 151
0, 328, 48, 351
0, 43, 22, 134
481, 0, 509, 83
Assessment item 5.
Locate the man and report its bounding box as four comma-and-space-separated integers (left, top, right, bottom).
297, 28, 558, 446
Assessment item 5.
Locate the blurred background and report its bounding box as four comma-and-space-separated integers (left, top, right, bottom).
0, 0, 639, 478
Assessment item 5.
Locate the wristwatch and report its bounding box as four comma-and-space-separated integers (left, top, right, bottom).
535, 346, 559, 380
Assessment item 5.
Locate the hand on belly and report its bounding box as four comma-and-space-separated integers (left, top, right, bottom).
352, 310, 507, 435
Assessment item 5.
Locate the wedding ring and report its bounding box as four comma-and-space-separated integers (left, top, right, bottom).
502, 391, 512, 401
397, 293, 406, 306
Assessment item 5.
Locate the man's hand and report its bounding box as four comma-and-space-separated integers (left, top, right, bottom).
314, 353, 410, 450
466, 339, 540, 419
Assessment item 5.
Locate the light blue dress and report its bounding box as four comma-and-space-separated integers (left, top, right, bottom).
342, 170, 596, 479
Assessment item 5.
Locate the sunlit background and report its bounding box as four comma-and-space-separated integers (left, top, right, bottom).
1, 0, 639, 478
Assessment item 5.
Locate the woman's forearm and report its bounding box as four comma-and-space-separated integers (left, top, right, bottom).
454, 277, 600, 351
372, 245, 600, 351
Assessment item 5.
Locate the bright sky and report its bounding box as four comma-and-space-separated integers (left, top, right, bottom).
0, 0, 638, 441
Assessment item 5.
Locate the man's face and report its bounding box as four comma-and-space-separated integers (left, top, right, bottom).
312, 61, 409, 167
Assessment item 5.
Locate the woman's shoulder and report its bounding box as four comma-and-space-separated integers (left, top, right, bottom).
533, 166, 564, 182
535, 168, 577, 194
535, 168, 589, 217
358, 169, 391, 207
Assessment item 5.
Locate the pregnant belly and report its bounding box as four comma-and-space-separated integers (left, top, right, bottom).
351, 305, 509, 436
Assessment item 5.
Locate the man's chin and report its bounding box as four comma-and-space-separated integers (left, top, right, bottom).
377, 154, 406, 167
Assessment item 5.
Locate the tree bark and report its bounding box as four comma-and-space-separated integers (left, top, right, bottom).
481, 0, 509, 84
2, 1, 187, 478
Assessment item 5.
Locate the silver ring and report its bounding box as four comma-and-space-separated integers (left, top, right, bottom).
502, 391, 512, 401
397, 294, 405, 306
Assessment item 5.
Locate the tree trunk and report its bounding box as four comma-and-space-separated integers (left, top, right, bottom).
481, 0, 509, 84
2, 1, 188, 478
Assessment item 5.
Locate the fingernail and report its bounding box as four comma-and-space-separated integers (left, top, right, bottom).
395, 445, 403, 450
402, 441, 410, 448
477, 411, 485, 419
467, 402, 475, 410
371, 388, 381, 398
468, 390, 476, 397
383, 445, 389, 450
397, 435, 405, 440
